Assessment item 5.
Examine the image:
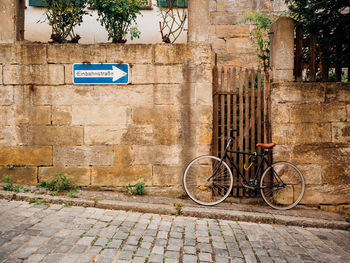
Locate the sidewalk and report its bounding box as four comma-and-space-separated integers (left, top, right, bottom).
0, 189, 348, 230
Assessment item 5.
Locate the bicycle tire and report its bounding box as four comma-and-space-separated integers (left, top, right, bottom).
260, 161, 305, 210
183, 155, 233, 206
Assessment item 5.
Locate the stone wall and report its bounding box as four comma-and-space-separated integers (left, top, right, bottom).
209, 0, 287, 67
272, 82, 350, 205
0, 43, 213, 196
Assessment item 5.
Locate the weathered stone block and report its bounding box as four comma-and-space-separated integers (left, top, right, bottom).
132, 65, 184, 84
297, 164, 322, 185
0, 65, 2, 84
0, 106, 50, 125
3, 65, 64, 85
85, 125, 153, 146
48, 44, 107, 63
273, 144, 292, 162
271, 83, 325, 104
325, 83, 350, 103
199, 124, 212, 145
15, 44, 47, 64
0, 146, 52, 166
0, 106, 14, 125
65, 64, 73, 84
0, 167, 37, 185
0, 44, 15, 63
272, 123, 331, 144
152, 166, 182, 186
0, 126, 27, 146
39, 167, 91, 186
154, 84, 181, 105
322, 164, 350, 185
290, 104, 346, 123
133, 145, 181, 165
332, 122, 350, 143
194, 83, 212, 106
210, 12, 236, 25
211, 39, 226, 51
91, 165, 152, 186
0, 86, 13, 105
133, 106, 180, 125
300, 185, 350, 205
216, 25, 249, 38
272, 69, 294, 83
28, 126, 83, 146
183, 64, 212, 84
114, 146, 132, 166
216, 52, 257, 68
52, 106, 72, 125
154, 44, 187, 64
291, 143, 350, 165
33, 85, 154, 106
72, 105, 131, 125
53, 146, 114, 166
226, 38, 253, 53
106, 44, 153, 64
153, 123, 180, 145
271, 104, 290, 124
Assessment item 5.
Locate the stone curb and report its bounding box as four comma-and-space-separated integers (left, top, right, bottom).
0, 190, 348, 230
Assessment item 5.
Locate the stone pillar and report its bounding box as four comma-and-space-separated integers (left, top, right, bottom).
269, 17, 294, 82
0, 0, 25, 43
188, 0, 209, 43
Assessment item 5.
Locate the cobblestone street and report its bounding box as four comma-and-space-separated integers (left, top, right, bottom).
0, 199, 349, 263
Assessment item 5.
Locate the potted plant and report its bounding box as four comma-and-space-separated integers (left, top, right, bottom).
89, 0, 145, 43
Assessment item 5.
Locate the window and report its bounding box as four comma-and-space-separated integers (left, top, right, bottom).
157, 0, 188, 8
29, 0, 47, 7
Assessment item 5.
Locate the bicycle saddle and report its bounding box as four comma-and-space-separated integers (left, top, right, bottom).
256, 143, 276, 149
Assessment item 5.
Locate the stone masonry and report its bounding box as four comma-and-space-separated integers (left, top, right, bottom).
209, 0, 287, 67
271, 82, 350, 205
0, 43, 213, 195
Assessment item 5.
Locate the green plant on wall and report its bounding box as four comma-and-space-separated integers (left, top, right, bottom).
41, 0, 89, 43
89, 0, 146, 43
238, 11, 276, 72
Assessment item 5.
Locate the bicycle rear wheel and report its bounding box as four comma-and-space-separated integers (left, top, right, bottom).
260, 161, 305, 210
183, 155, 233, 206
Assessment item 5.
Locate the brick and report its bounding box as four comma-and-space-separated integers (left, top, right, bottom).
216, 25, 249, 38
0, 86, 13, 105
53, 146, 114, 166
91, 165, 152, 186
133, 145, 181, 165
152, 166, 182, 186
28, 126, 83, 146
3, 65, 64, 85
332, 122, 350, 143
272, 123, 331, 144
47, 44, 107, 64
33, 85, 154, 106
132, 64, 184, 84
72, 105, 131, 125
52, 106, 72, 125
0, 146, 52, 166
0, 167, 37, 184
39, 167, 91, 186
106, 44, 153, 64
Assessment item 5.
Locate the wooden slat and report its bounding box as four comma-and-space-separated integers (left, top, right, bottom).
238, 68, 244, 197
232, 68, 238, 196
295, 26, 303, 82
320, 30, 330, 82
335, 43, 342, 82
309, 34, 317, 81
244, 69, 249, 196
220, 67, 225, 156
250, 69, 256, 186
257, 69, 262, 155
212, 65, 219, 157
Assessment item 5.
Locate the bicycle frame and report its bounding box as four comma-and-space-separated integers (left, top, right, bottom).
208, 136, 285, 190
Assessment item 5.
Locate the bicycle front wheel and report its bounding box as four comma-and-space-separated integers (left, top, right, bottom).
183, 155, 233, 206
260, 161, 305, 210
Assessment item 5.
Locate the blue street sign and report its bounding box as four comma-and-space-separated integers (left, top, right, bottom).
73, 63, 129, 84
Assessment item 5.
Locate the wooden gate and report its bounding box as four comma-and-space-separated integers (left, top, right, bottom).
213, 66, 268, 197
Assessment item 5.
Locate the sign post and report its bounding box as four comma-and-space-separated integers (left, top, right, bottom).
73, 64, 129, 84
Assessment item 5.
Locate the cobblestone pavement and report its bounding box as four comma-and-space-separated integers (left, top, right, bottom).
0, 200, 349, 263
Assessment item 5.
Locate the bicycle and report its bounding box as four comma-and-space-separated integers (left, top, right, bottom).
183, 129, 305, 210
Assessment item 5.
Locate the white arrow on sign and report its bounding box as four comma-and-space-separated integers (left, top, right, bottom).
75, 66, 127, 82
